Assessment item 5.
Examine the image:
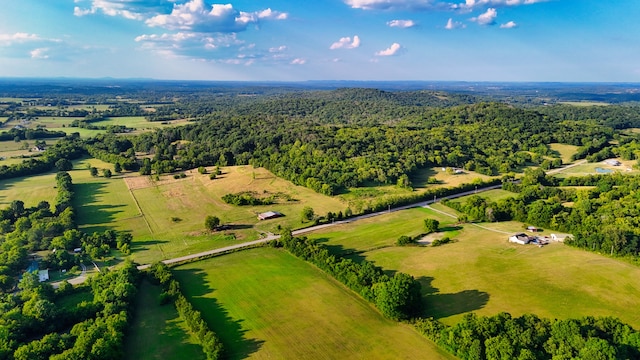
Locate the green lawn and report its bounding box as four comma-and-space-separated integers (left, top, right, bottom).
554, 159, 637, 177
447, 189, 516, 206
124, 280, 204, 360
549, 143, 579, 164
0, 172, 58, 207
174, 248, 452, 360
307, 207, 640, 329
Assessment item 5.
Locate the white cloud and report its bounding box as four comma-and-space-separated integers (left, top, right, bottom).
387, 19, 416, 28
146, 1, 288, 33
471, 8, 497, 25
500, 20, 517, 28
330, 35, 361, 50
345, 0, 437, 11
0, 32, 41, 44
454, 0, 547, 10
445, 18, 466, 29
375, 42, 402, 56
30, 48, 50, 59
269, 45, 287, 53
73, 0, 146, 20
291, 58, 306, 65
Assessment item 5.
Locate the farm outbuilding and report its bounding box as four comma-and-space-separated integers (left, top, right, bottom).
258, 211, 283, 220
38, 269, 49, 282
509, 233, 534, 245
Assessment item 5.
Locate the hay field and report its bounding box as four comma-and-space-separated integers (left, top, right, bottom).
306, 205, 640, 329
174, 248, 452, 360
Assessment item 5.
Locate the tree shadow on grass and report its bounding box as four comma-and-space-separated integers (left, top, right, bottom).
439, 225, 463, 232
417, 276, 489, 320
131, 239, 169, 253
172, 268, 264, 360
73, 182, 126, 231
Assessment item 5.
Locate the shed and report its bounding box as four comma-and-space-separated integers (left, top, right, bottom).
38, 269, 49, 282
258, 211, 283, 221
509, 233, 533, 245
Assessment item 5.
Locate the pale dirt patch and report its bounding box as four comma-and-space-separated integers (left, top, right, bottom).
124, 176, 153, 190
417, 232, 446, 246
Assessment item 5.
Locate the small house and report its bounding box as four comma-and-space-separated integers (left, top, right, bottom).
258, 211, 283, 221
509, 233, 533, 245
605, 159, 621, 166
38, 269, 49, 282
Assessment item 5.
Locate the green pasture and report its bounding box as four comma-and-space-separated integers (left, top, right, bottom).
306, 207, 458, 254
174, 247, 452, 360
307, 206, 640, 329
447, 189, 516, 206
553, 159, 637, 177
549, 143, 579, 164
71, 165, 346, 264
340, 166, 495, 212
558, 101, 610, 106
0, 172, 58, 208
125, 280, 204, 360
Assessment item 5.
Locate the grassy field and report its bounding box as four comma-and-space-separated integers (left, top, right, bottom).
0, 171, 59, 207
124, 280, 204, 360
306, 206, 640, 329
69, 165, 347, 264
554, 158, 637, 177
2, 116, 192, 138
558, 101, 610, 106
447, 189, 516, 206
549, 143, 579, 164
174, 247, 452, 360
339, 166, 495, 212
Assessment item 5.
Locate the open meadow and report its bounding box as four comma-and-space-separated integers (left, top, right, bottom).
553, 158, 637, 177
125, 280, 204, 360
339, 166, 495, 212
305, 204, 640, 329
173, 247, 452, 360
0, 171, 59, 207
548, 143, 579, 164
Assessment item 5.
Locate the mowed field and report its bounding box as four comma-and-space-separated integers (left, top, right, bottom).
125, 280, 204, 360
173, 247, 452, 360
306, 204, 640, 329
68, 164, 347, 264
549, 143, 580, 164
554, 158, 637, 177
0, 172, 59, 207
339, 166, 495, 212
2, 116, 192, 138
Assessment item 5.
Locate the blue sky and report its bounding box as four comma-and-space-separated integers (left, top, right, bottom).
0, 0, 638, 81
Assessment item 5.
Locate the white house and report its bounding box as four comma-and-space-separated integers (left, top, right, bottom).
509, 233, 533, 245
38, 269, 49, 282
605, 159, 621, 166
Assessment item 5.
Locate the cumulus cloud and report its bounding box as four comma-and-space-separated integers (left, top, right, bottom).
455, 0, 547, 10
445, 18, 466, 29
471, 8, 497, 25
30, 48, 50, 59
375, 42, 402, 56
345, 0, 437, 11
0, 32, 41, 44
290, 58, 306, 65
269, 45, 287, 53
72, 0, 158, 20
387, 19, 416, 28
330, 35, 361, 50
500, 20, 517, 28
146, 1, 288, 32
